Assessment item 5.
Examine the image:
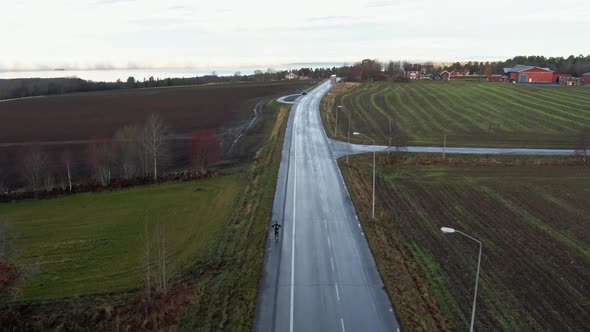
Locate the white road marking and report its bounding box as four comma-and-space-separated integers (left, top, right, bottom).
340, 318, 346, 332
361, 232, 364, 236
324, 218, 328, 228
289, 104, 299, 332
331, 257, 335, 271
357, 223, 361, 228
327, 236, 331, 248
335, 284, 340, 301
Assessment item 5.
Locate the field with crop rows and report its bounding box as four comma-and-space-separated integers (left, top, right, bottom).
340, 154, 590, 331
326, 81, 590, 148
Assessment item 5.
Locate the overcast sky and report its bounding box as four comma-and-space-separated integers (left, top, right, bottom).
2, 0, 589, 70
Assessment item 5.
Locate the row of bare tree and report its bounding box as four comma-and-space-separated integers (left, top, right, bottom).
15, 114, 186, 192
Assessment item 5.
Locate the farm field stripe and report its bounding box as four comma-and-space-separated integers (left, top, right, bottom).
431, 83, 526, 133
473, 85, 586, 127
383, 86, 429, 139
407, 83, 474, 132
484, 85, 590, 123
399, 84, 446, 133
411, 84, 486, 132
469, 85, 568, 134
517, 87, 590, 112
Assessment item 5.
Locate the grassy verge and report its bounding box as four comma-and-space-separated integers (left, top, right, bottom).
340, 153, 590, 331
178, 100, 291, 330
324, 81, 590, 148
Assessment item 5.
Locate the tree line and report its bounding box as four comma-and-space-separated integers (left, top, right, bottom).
333, 55, 590, 82
0, 67, 334, 101
6, 114, 220, 194
443, 54, 590, 76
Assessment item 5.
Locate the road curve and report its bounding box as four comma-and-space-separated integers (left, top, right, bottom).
254, 81, 400, 332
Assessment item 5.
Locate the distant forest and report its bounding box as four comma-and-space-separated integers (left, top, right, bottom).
1, 55, 589, 100
0, 67, 336, 100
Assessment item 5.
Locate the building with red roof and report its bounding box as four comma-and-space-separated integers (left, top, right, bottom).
503, 65, 554, 83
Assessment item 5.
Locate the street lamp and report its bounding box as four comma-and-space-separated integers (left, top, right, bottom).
347, 107, 351, 164
353, 131, 375, 220
440, 227, 482, 332
336, 105, 342, 136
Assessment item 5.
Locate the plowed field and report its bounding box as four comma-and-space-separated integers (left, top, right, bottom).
341, 154, 590, 331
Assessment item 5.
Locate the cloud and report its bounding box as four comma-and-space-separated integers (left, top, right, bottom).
365, 1, 394, 8
94, 0, 135, 4
306, 16, 351, 22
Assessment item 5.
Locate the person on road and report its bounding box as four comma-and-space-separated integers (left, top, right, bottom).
271, 222, 281, 240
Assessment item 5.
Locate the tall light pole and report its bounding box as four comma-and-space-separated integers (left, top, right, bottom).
440, 227, 482, 332
353, 131, 375, 220
347, 107, 351, 164
336, 105, 342, 137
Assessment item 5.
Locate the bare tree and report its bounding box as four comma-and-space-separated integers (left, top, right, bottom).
114, 125, 142, 180
143, 114, 169, 182
22, 144, 48, 191
575, 126, 590, 162
0, 166, 7, 195
143, 221, 151, 297
153, 223, 167, 292
61, 150, 73, 191
87, 138, 113, 186
189, 129, 220, 175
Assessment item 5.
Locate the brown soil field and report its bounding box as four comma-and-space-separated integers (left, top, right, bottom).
0, 81, 314, 188
340, 153, 590, 331
0, 81, 311, 143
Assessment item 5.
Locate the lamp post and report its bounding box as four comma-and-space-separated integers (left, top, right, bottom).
336, 105, 342, 136
353, 131, 375, 220
440, 227, 482, 332
347, 108, 351, 164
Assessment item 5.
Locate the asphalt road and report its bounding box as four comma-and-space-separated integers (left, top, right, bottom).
330, 140, 576, 159
254, 81, 400, 332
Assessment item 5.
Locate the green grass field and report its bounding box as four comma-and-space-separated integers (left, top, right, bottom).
0, 98, 293, 330
341, 154, 590, 331
325, 81, 590, 148
0, 175, 243, 300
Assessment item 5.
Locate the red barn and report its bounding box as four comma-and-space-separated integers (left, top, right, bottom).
503, 65, 554, 83
553, 73, 571, 83
583, 73, 590, 84
450, 69, 468, 77
488, 75, 508, 82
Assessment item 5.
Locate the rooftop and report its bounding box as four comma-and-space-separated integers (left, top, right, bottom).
503, 65, 552, 73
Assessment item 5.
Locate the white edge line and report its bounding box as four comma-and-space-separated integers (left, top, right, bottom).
289, 99, 299, 332
341, 318, 346, 332
335, 284, 340, 301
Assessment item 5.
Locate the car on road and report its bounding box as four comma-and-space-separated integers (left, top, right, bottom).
301, 90, 307, 95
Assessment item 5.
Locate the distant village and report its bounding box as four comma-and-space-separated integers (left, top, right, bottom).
402, 63, 589, 85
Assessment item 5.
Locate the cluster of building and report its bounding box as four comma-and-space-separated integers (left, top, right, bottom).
404, 64, 589, 85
